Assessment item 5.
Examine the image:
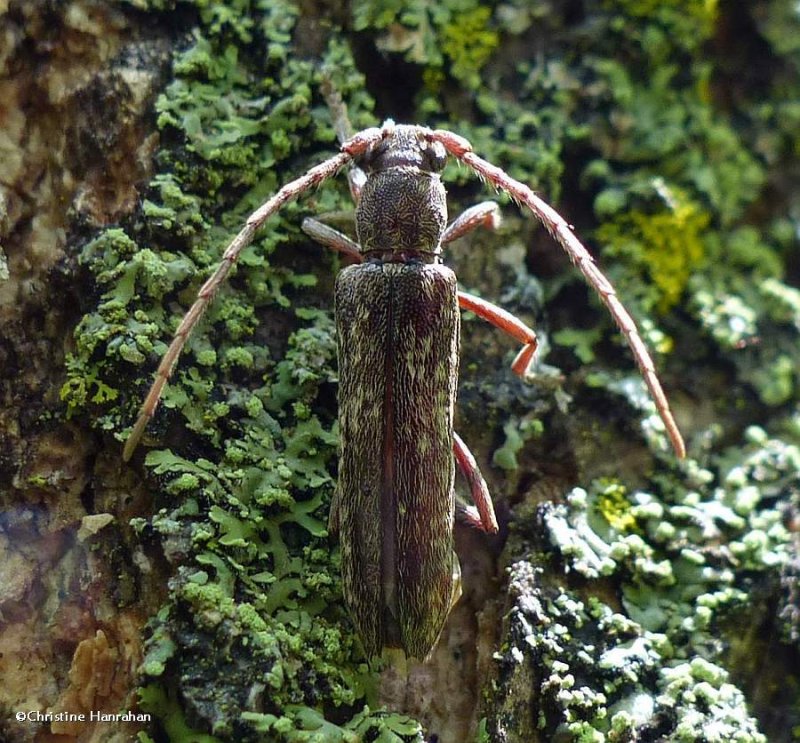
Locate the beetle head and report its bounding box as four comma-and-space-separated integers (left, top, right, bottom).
357, 124, 448, 175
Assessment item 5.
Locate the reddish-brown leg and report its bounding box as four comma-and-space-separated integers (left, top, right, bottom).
453, 432, 498, 533
441, 201, 501, 245
458, 291, 538, 376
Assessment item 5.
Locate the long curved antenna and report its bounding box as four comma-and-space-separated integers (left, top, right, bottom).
431, 129, 686, 459
123, 149, 359, 461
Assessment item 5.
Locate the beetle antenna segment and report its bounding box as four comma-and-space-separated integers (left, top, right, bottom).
433, 131, 686, 459
319, 75, 367, 200
123, 149, 357, 461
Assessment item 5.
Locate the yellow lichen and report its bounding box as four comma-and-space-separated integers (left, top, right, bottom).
605, 0, 718, 29
598, 184, 709, 313
439, 6, 499, 89
595, 479, 637, 533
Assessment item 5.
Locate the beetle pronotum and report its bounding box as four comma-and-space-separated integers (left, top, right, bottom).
123, 114, 685, 659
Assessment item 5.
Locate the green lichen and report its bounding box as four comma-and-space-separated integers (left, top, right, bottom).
64, 3, 388, 739
62, 0, 800, 740
492, 415, 543, 472
138, 684, 221, 743
687, 226, 800, 406
353, 0, 499, 90
657, 658, 767, 743
242, 707, 424, 742
494, 563, 768, 742
602, 0, 719, 45
437, 6, 499, 89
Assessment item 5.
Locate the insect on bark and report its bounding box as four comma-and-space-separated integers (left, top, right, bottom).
123, 110, 686, 660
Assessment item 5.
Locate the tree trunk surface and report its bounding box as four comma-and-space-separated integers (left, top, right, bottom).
1, 2, 798, 742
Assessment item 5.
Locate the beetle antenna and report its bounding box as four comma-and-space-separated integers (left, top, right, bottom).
432, 130, 686, 459
123, 149, 357, 460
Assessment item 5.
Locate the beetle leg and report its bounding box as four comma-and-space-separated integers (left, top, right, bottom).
301, 218, 363, 263
441, 201, 501, 245
347, 165, 368, 203
449, 551, 463, 610
458, 290, 539, 377
453, 431, 498, 533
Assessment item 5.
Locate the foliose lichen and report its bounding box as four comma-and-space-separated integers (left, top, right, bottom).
499, 421, 796, 740
352, 0, 499, 90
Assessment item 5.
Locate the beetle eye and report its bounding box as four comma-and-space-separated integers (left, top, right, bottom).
424, 141, 448, 173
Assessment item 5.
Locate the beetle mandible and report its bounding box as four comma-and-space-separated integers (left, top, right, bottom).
123, 113, 686, 660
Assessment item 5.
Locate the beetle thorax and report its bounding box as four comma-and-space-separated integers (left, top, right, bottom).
355, 127, 448, 260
